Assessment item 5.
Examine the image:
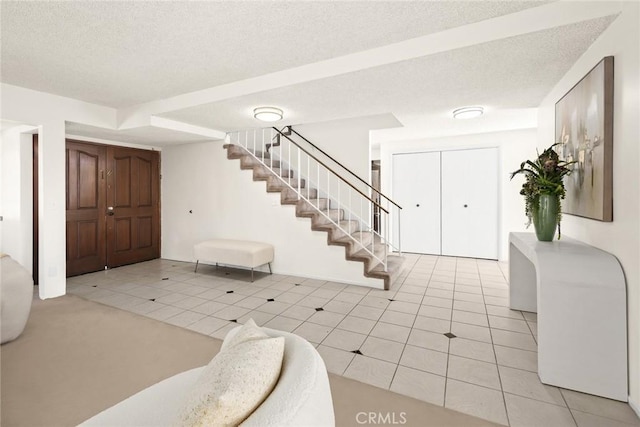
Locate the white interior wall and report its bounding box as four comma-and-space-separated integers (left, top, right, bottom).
379, 128, 538, 261
537, 2, 639, 408
1, 84, 117, 298
0, 128, 34, 271
161, 140, 382, 288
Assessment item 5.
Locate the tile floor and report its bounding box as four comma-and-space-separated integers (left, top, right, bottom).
66, 255, 639, 427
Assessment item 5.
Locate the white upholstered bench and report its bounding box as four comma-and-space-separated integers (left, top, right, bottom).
194, 239, 274, 282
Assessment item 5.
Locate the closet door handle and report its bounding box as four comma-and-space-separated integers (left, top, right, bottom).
416, 204, 420, 207
463, 204, 468, 208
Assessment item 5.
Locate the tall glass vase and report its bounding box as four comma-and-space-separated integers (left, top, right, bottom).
532, 194, 559, 241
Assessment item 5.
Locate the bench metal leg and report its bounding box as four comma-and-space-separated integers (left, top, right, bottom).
194, 260, 199, 273
251, 268, 254, 282
215, 262, 218, 269
268, 262, 272, 274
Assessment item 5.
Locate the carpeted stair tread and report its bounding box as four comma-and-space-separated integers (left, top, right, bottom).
224, 143, 405, 289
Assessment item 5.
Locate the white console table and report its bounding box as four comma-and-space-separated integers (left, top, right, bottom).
509, 232, 628, 401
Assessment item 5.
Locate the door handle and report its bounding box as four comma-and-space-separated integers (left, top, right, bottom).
107, 206, 115, 216
463, 204, 468, 208
416, 204, 420, 207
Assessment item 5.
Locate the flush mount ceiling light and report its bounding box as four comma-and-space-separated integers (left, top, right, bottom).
452, 106, 484, 119
253, 106, 283, 122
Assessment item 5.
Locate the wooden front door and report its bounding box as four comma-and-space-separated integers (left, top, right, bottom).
66, 141, 107, 276
65, 140, 160, 277
105, 146, 160, 268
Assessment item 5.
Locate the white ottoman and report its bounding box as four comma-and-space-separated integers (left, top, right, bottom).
194, 239, 274, 282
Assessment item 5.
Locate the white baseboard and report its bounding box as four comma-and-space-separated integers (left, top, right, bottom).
629, 396, 640, 419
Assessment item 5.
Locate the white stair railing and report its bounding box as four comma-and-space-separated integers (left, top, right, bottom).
227, 127, 402, 272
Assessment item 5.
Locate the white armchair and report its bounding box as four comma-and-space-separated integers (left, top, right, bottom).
80, 325, 335, 426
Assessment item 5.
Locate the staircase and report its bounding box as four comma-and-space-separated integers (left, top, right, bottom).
224, 127, 405, 290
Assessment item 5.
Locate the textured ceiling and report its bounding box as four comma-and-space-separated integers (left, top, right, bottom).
1, 0, 546, 107
160, 16, 615, 132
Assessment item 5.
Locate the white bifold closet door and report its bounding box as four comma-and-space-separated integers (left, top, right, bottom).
392, 152, 441, 254
441, 148, 498, 259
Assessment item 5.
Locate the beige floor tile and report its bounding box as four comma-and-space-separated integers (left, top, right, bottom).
164, 310, 206, 327
488, 315, 530, 333
393, 292, 424, 304
499, 365, 566, 406
145, 305, 185, 321
288, 285, 317, 296
428, 281, 455, 291
333, 291, 365, 304
237, 310, 275, 326
370, 322, 411, 343
310, 288, 341, 299
484, 296, 509, 307
456, 277, 482, 286
494, 345, 538, 372
398, 285, 426, 295
561, 389, 640, 424
322, 328, 367, 352
504, 393, 575, 427
292, 322, 333, 344
450, 322, 492, 343
422, 296, 454, 309
390, 366, 446, 406
399, 344, 448, 376
316, 345, 355, 376
447, 355, 501, 390
307, 310, 345, 327
344, 355, 397, 389
256, 300, 291, 315
186, 316, 229, 335
418, 305, 452, 320
425, 288, 455, 299
263, 315, 303, 332
387, 300, 420, 315
482, 287, 509, 298
271, 291, 304, 304
449, 337, 495, 363
453, 300, 487, 314
445, 379, 508, 426
491, 329, 538, 351
431, 274, 455, 283
154, 293, 190, 305
342, 285, 371, 295
322, 299, 356, 315
279, 304, 316, 321
349, 305, 384, 321
407, 328, 450, 353
337, 315, 376, 335
233, 296, 266, 310
215, 292, 247, 305
454, 285, 483, 295
413, 315, 450, 334
359, 295, 391, 309
379, 310, 415, 327
571, 409, 640, 427
452, 309, 489, 327
486, 305, 525, 320
190, 300, 229, 315
212, 305, 251, 321
297, 295, 330, 308
359, 336, 405, 363
453, 292, 485, 303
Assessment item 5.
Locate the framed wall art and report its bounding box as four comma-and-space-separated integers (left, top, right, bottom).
555, 56, 614, 222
